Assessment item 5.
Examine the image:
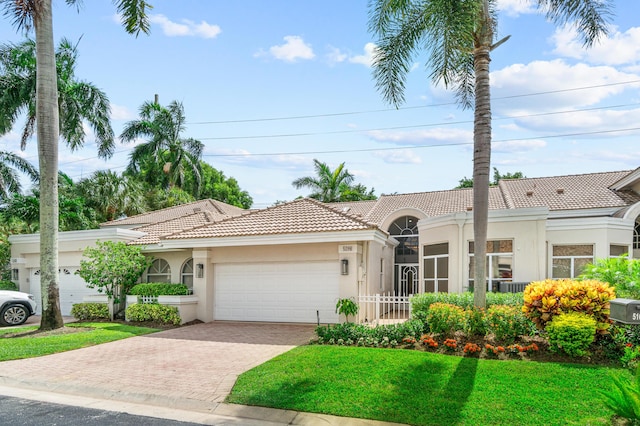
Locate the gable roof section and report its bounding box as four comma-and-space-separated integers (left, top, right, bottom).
498, 170, 639, 211
165, 198, 380, 240
128, 211, 217, 245
101, 199, 245, 228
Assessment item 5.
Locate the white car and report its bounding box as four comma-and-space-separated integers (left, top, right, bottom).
0, 290, 37, 326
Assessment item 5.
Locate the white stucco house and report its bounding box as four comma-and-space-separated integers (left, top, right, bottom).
9, 168, 640, 323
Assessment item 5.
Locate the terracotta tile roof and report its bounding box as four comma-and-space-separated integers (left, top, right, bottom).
128, 211, 216, 245
101, 199, 244, 227
165, 198, 380, 240
498, 170, 639, 211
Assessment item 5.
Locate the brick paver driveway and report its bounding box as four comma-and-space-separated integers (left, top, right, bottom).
0, 322, 315, 411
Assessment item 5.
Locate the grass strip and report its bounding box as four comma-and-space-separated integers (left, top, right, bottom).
228, 345, 625, 426
0, 322, 160, 361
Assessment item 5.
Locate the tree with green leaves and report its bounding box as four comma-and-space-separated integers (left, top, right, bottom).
0, 38, 115, 157
121, 100, 204, 193
0, 0, 152, 330
190, 162, 253, 209
293, 159, 376, 202
456, 168, 525, 188
77, 170, 147, 222
0, 150, 38, 200
76, 241, 152, 320
369, 0, 613, 308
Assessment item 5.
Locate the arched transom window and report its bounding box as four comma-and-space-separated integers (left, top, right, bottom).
181, 258, 193, 291
147, 259, 171, 283
388, 216, 419, 264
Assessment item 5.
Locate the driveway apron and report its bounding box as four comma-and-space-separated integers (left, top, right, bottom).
0, 322, 315, 411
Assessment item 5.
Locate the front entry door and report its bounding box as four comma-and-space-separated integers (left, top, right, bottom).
395, 264, 419, 296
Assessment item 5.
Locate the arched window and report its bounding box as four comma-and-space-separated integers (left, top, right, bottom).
388, 216, 419, 264
181, 258, 193, 292
147, 259, 171, 283
634, 221, 640, 250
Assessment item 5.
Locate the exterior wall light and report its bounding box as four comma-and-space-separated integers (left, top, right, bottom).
196, 263, 204, 278
341, 259, 349, 275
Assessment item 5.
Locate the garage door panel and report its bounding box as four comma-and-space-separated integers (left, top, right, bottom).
214, 261, 339, 323
29, 267, 95, 316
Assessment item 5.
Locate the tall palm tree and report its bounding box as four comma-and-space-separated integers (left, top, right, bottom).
292, 159, 355, 202
0, 150, 38, 199
77, 170, 147, 222
0, 0, 152, 330
121, 100, 204, 193
0, 38, 115, 158
369, 0, 613, 308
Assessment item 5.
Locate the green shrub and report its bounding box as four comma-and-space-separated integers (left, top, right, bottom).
464, 307, 487, 337
580, 255, 640, 300
411, 291, 523, 324
425, 303, 466, 336
335, 298, 359, 323
129, 283, 189, 297
485, 304, 534, 342
125, 303, 181, 325
315, 319, 423, 347
70, 303, 109, 321
601, 366, 640, 423
0, 280, 17, 291
546, 311, 597, 357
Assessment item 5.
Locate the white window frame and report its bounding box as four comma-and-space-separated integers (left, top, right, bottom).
147, 259, 171, 283
468, 240, 513, 292
551, 244, 594, 279
181, 258, 194, 292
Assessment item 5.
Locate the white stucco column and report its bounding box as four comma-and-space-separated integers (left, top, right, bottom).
192, 248, 213, 322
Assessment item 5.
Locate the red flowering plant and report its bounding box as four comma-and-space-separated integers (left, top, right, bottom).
463, 342, 481, 355
485, 344, 505, 356
443, 338, 458, 351
420, 334, 438, 348
402, 336, 417, 348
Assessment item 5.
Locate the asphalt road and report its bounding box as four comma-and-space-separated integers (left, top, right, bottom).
0, 395, 205, 426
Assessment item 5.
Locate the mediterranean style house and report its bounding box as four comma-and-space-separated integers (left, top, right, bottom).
9, 168, 640, 323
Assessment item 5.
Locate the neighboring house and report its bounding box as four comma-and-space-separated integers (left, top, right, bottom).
9, 168, 640, 323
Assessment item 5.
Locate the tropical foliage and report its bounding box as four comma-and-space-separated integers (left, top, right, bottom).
292, 159, 376, 202
121, 100, 204, 192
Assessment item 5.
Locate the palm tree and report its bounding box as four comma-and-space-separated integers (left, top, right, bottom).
0, 38, 115, 158
121, 100, 204, 193
77, 170, 147, 222
292, 159, 355, 202
369, 0, 613, 308
0, 150, 38, 200
0, 0, 152, 330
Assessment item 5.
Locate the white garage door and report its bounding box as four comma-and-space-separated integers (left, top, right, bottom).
29, 267, 95, 315
214, 261, 339, 323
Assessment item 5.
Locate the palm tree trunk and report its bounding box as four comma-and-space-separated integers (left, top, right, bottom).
472, 39, 493, 309
35, 0, 64, 330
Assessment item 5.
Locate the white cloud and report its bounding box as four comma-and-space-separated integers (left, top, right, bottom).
326, 46, 347, 64
492, 140, 546, 153
551, 25, 640, 67
110, 104, 135, 120
491, 59, 639, 113
511, 108, 640, 134
259, 36, 315, 63
206, 148, 310, 170
148, 14, 221, 39
374, 149, 422, 164
497, 0, 537, 17
366, 128, 473, 146
349, 42, 378, 67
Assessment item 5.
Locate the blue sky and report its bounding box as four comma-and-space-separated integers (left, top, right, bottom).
0, 0, 638, 208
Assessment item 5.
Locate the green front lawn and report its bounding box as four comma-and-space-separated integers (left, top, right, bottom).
0, 322, 160, 361
228, 345, 625, 426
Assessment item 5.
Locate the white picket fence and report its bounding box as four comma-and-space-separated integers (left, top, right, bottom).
358, 293, 411, 325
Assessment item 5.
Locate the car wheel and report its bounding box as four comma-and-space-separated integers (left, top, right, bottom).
0, 304, 29, 326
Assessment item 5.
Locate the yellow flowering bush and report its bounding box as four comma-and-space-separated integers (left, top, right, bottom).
522, 279, 615, 333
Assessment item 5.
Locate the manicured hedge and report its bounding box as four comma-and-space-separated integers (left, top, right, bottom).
0, 280, 17, 291
129, 283, 189, 296
71, 303, 110, 320
125, 303, 181, 325
411, 291, 524, 324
